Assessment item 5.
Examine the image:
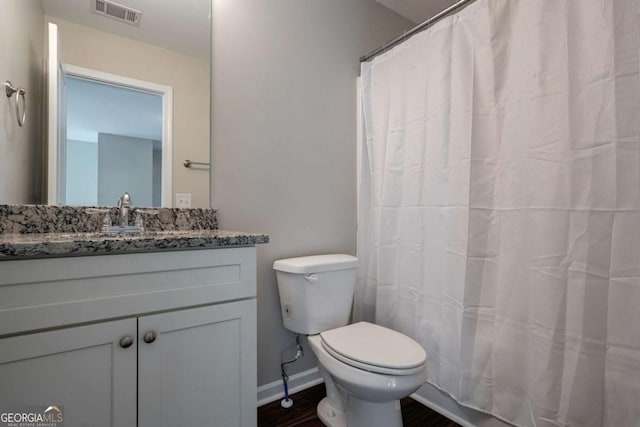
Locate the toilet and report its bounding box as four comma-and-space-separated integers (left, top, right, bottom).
273, 254, 427, 427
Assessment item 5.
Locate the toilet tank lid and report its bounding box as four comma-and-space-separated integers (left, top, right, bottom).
273, 254, 358, 274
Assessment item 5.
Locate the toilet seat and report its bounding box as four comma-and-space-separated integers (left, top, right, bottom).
320, 322, 426, 376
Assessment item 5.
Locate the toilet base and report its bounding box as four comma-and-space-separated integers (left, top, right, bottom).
316, 395, 403, 427
317, 397, 347, 427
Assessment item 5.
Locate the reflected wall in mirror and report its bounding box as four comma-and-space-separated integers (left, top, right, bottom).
0, 0, 211, 208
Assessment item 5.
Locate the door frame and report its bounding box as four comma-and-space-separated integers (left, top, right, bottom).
50, 63, 174, 207
46, 22, 65, 205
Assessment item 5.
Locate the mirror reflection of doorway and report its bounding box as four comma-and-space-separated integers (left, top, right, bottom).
64, 75, 164, 207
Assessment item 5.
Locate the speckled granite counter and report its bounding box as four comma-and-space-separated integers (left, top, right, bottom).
0, 230, 269, 259
0, 204, 220, 234
0, 205, 269, 260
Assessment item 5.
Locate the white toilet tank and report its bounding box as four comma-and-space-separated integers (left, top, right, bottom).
273, 254, 358, 335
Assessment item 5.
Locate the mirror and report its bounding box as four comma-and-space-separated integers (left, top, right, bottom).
3, 0, 210, 208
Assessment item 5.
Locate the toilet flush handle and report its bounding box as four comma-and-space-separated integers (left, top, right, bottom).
304, 274, 319, 283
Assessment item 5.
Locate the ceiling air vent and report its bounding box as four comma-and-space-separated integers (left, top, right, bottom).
92, 0, 141, 27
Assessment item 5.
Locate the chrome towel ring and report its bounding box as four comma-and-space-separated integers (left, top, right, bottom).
4, 81, 26, 127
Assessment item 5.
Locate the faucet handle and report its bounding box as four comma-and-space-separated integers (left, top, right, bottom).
133, 209, 158, 233
85, 208, 113, 232
134, 214, 145, 232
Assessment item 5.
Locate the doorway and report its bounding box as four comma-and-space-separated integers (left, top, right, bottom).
54, 64, 173, 207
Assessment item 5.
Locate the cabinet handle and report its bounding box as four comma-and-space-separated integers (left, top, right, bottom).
119, 335, 134, 348
143, 331, 157, 344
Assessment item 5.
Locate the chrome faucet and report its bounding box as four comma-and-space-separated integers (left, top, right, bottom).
117, 192, 133, 227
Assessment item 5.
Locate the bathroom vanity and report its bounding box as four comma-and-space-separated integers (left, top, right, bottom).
0, 205, 268, 427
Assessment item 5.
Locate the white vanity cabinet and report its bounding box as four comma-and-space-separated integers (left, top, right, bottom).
0, 318, 138, 426
138, 299, 256, 427
0, 247, 258, 427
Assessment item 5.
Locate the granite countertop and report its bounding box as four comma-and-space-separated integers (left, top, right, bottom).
0, 205, 269, 260
0, 230, 269, 260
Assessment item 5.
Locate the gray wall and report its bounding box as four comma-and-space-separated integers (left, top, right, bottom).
66, 139, 98, 206
211, 0, 412, 386
98, 133, 154, 207
0, 0, 44, 203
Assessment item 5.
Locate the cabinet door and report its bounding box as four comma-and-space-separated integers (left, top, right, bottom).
138, 299, 257, 427
0, 318, 137, 427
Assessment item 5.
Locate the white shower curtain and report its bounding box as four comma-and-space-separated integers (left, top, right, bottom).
356, 1, 640, 426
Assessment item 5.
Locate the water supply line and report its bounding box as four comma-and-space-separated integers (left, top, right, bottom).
280, 335, 304, 408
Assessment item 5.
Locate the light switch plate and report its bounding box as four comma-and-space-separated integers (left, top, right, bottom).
175, 193, 191, 208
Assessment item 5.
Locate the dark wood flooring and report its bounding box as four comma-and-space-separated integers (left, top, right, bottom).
257, 384, 461, 427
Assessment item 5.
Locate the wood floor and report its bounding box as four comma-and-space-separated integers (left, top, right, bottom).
257, 384, 461, 427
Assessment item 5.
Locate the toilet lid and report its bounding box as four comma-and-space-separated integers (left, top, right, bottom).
320, 322, 426, 376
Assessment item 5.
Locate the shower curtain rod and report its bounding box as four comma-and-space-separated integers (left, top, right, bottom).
360, 0, 476, 62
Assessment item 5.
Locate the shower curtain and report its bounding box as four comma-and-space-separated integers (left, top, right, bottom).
356, 1, 640, 426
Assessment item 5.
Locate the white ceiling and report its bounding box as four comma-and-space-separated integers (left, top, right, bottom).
40, 0, 210, 60
374, 0, 460, 23
41, 0, 456, 60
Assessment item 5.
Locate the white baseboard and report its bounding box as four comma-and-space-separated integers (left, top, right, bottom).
257, 367, 324, 407
257, 368, 511, 426
410, 390, 474, 427
410, 383, 513, 427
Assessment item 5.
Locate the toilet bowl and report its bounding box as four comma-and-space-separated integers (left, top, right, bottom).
307, 322, 427, 427
273, 254, 427, 427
